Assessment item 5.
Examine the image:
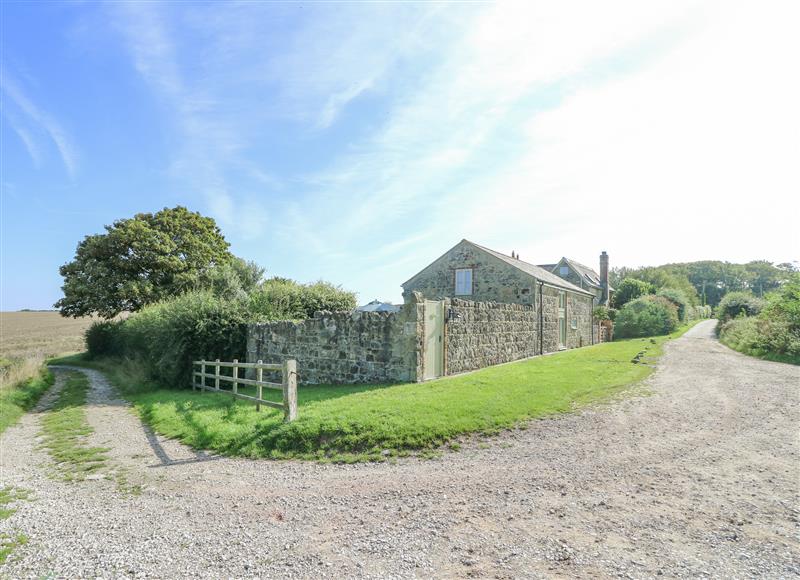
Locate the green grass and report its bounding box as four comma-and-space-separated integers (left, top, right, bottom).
50, 323, 699, 462
0, 487, 31, 521
38, 372, 110, 480
0, 532, 28, 564
0, 368, 55, 435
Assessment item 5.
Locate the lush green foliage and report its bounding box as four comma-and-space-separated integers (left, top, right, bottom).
114, 291, 252, 386
656, 288, 690, 322
715, 291, 764, 323
0, 367, 54, 434
593, 306, 611, 321
719, 274, 800, 364
197, 258, 265, 300
614, 296, 680, 338
57, 326, 695, 462
611, 260, 795, 307
248, 278, 357, 320
611, 278, 653, 309
57, 206, 233, 318
84, 320, 125, 358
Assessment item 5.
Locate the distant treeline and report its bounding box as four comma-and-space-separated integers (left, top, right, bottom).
610, 260, 796, 307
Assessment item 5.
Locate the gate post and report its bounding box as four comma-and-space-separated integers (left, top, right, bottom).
282, 359, 297, 422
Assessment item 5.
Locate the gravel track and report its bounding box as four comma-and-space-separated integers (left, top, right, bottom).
1, 320, 798, 578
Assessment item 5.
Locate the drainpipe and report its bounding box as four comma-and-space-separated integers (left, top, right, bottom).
591, 296, 596, 345
538, 281, 545, 355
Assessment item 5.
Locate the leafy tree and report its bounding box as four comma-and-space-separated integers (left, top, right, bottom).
611, 278, 653, 309
57, 206, 233, 318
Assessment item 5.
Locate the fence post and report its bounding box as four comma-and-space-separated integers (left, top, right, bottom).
232, 359, 239, 395
215, 359, 220, 390
256, 360, 263, 412
282, 359, 297, 422
197, 360, 205, 391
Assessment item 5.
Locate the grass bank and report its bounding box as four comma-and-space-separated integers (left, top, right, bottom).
51, 323, 698, 462
0, 368, 54, 435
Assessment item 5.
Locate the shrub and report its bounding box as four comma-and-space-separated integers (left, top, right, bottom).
715, 292, 764, 323
593, 306, 610, 321
120, 291, 254, 387
612, 278, 653, 309
85, 320, 125, 358
656, 288, 690, 322
614, 296, 680, 338
249, 278, 357, 320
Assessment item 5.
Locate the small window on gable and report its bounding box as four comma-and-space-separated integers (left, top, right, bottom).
455, 268, 473, 295
560, 265, 569, 276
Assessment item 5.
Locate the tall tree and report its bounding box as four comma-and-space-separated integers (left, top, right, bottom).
56, 206, 233, 318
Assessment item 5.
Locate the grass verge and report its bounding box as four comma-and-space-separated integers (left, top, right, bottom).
51, 322, 700, 462
39, 372, 110, 480
0, 367, 54, 435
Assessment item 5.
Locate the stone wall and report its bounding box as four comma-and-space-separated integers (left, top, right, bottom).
403, 241, 536, 305
539, 285, 594, 352
445, 299, 538, 375
247, 299, 423, 385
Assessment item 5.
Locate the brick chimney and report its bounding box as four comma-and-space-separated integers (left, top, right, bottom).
600, 251, 609, 304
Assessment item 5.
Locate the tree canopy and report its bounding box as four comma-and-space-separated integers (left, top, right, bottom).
56, 206, 234, 318
610, 260, 796, 307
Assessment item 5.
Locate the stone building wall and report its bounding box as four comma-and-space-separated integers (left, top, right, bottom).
444, 298, 538, 375
403, 242, 536, 305
539, 286, 594, 352
247, 299, 424, 385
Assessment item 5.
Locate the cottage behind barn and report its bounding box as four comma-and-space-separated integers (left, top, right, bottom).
249, 239, 605, 384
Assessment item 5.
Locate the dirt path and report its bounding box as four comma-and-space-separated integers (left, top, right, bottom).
1, 320, 798, 578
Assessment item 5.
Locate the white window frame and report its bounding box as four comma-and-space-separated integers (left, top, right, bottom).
455, 268, 473, 296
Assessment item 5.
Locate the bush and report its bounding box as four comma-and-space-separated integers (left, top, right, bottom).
249, 278, 356, 320
612, 278, 653, 309
715, 292, 764, 323
119, 291, 254, 387
656, 288, 690, 322
614, 296, 680, 338
593, 306, 610, 321
85, 320, 125, 358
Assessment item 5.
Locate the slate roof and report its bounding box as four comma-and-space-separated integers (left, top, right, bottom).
356, 300, 401, 313
560, 257, 614, 291
467, 241, 594, 297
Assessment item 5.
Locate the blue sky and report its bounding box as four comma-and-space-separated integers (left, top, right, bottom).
2, 1, 798, 311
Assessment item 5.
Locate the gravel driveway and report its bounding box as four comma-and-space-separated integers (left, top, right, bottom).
1, 320, 798, 578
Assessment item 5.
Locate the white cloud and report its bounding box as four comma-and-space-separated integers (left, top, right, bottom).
1, 73, 78, 177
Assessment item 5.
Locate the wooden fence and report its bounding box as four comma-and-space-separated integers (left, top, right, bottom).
192, 358, 298, 422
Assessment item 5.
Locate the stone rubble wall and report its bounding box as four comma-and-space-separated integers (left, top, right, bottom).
444, 298, 538, 375
247, 298, 424, 385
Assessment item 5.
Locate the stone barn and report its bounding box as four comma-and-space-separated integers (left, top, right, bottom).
248, 239, 599, 384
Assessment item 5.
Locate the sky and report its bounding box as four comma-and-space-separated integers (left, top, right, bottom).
1, 0, 798, 310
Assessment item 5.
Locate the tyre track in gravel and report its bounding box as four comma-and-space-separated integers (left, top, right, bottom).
1, 319, 798, 579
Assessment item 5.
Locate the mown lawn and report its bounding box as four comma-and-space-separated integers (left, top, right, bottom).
51, 323, 698, 462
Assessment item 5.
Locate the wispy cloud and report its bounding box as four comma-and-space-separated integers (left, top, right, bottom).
1, 71, 78, 177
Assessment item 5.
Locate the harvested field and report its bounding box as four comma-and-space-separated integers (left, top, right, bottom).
0, 312, 94, 387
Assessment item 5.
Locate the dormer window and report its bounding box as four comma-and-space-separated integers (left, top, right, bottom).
455, 268, 473, 295
560, 265, 569, 275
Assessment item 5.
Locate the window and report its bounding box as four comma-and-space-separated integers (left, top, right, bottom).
560, 265, 569, 276
455, 268, 473, 295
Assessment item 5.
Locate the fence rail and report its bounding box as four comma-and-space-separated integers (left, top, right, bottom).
192, 358, 298, 422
